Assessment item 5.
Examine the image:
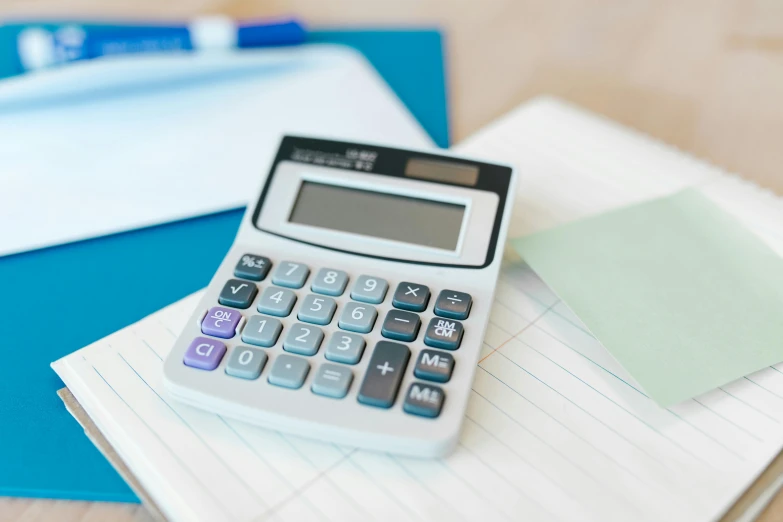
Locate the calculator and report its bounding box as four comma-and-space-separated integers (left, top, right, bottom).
163, 136, 515, 457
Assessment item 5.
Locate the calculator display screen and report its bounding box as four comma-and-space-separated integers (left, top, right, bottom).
288, 181, 465, 250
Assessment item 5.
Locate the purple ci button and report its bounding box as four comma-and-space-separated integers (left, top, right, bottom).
201, 306, 242, 338
183, 337, 227, 370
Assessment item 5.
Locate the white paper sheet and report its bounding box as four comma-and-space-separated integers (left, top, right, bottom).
0, 45, 433, 257
53, 98, 783, 521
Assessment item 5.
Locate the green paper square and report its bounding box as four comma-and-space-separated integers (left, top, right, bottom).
512, 189, 783, 406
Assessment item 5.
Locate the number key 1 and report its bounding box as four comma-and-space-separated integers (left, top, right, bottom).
351, 275, 389, 304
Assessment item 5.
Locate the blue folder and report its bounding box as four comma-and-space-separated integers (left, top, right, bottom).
0, 28, 448, 502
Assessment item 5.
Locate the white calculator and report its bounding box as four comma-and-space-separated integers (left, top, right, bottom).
163, 136, 516, 457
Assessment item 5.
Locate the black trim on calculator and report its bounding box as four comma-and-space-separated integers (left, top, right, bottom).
250, 136, 513, 269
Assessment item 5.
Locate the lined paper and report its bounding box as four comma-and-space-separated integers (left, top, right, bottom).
53, 98, 783, 521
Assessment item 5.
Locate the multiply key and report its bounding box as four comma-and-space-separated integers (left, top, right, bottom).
357, 341, 410, 408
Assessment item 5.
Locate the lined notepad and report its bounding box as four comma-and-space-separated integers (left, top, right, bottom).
53, 98, 783, 521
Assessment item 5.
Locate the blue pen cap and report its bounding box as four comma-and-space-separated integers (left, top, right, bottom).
237, 18, 306, 48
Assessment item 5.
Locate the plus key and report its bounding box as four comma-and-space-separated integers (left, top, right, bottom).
357, 341, 411, 408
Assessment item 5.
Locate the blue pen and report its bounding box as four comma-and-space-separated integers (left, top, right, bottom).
13, 16, 306, 72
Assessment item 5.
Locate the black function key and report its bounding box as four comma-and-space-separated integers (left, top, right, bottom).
414, 349, 455, 383
392, 282, 430, 312
433, 290, 472, 320
218, 279, 258, 309
403, 382, 445, 418
357, 341, 411, 408
423, 317, 464, 350
234, 253, 272, 281
381, 310, 421, 342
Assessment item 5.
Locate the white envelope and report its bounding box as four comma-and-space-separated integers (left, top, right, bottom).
0, 44, 434, 257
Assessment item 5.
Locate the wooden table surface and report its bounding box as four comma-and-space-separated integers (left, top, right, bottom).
2, 0, 783, 520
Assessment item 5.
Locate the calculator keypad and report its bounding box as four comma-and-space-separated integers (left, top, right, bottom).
283, 323, 324, 356
225, 346, 267, 379
234, 254, 271, 281
185, 252, 478, 421
423, 318, 464, 350
311, 268, 349, 296
241, 316, 283, 347
357, 341, 410, 408
298, 294, 337, 325
256, 287, 297, 317
272, 261, 310, 289
311, 364, 353, 398
392, 282, 430, 312
268, 355, 310, 389
201, 306, 242, 338
351, 275, 388, 304
338, 302, 378, 333
381, 310, 421, 342
324, 332, 366, 364
218, 279, 258, 309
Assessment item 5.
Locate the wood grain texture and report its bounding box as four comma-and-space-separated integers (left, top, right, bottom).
1, 0, 782, 520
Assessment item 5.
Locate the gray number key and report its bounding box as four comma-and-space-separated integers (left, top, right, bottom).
225, 346, 268, 380
283, 323, 324, 356
311, 268, 348, 296
272, 261, 310, 289
218, 279, 258, 309
381, 309, 421, 342
268, 354, 310, 389
350, 275, 388, 304
423, 317, 464, 350
324, 332, 366, 364
241, 315, 283, 347
338, 302, 378, 333
298, 294, 337, 325
357, 341, 410, 408
413, 349, 454, 383
256, 286, 297, 317
311, 363, 353, 398
403, 382, 445, 418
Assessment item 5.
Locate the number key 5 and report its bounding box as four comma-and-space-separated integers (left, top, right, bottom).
298, 294, 337, 325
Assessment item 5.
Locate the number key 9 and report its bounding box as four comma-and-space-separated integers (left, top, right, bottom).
351, 275, 389, 304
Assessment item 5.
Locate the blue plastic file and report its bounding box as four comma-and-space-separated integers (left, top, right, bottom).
0, 28, 448, 501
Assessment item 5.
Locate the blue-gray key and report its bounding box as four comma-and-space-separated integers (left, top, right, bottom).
423, 317, 464, 350
357, 341, 410, 408
311, 268, 348, 296
298, 294, 337, 325
218, 279, 258, 309
381, 310, 421, 342
283, 323, 324, 356
311, 363, 353, 398
350, 275, 388, 304
338, 302, 377, 333
271, 261, 310, 289
434, 290, 472, 320
413, 349, 454, 383
324, 332, 366, 365
392, 282, 430, 312
234, 253, 271, 281
225, 346, 268, 380
268, 354, 310, 389
256, 286, 297, 317
241, 315, 283, 347
403, 382, 445, 418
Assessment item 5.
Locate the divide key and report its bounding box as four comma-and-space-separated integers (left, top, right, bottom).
357, 341, 410, 408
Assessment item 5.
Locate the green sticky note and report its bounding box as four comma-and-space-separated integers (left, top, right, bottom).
511, 189, 783, 406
